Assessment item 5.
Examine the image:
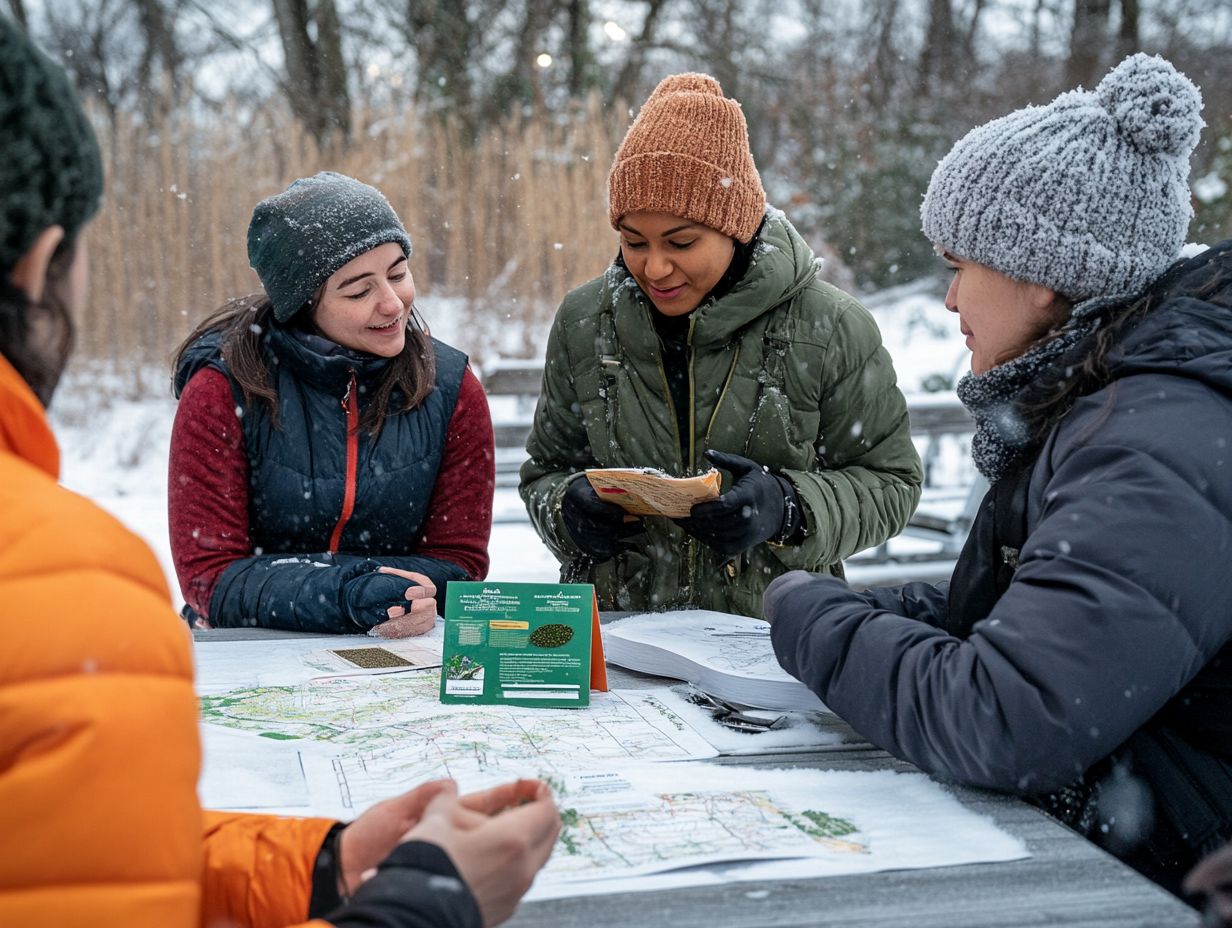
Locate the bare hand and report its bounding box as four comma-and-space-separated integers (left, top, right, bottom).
1185, 841, 1232, 925
403, 779, 561, 927
336, 779, 455, 895
371, 568, 437, 638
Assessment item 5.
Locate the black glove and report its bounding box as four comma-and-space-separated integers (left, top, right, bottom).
675, 449, 802, 558
561, 478, 641, 562
343, 570, 417, 629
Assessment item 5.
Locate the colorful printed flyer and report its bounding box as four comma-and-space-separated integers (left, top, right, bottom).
440, 582, 608, 708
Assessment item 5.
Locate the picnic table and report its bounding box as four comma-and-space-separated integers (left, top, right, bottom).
193, 624, 1200, 928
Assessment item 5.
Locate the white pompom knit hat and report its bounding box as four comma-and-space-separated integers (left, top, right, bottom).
921, 53, 1204, 301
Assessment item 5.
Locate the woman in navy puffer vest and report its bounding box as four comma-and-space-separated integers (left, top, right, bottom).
170, 172, 494, 636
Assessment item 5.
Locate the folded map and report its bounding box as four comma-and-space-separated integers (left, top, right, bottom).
585, 467, 721, 518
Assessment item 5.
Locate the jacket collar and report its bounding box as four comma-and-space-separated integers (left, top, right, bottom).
0, 352, 59, 479
1104, 238, 1232, 393
267, 323, 392, 393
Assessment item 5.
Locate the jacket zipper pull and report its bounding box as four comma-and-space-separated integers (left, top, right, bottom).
341, 371, 355, 412
328, 370, 361, 555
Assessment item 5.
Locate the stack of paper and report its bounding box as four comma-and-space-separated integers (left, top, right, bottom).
602, 610, 828, 712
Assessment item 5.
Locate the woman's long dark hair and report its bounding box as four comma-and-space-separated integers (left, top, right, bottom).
1021, 254, 1231, 444
0, 237, 79, 407
172, 291, 436, 437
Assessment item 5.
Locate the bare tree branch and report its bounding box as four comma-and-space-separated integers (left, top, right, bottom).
270, 0, 351, 148
566, 0, 596, 98
7, 0, 28, 29
918, 0, 958, 95
1065, 0, 1112, 88
609, 0, 672, 107
1117, 0, 1140, 57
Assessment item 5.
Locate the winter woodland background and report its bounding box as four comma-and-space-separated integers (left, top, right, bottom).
9, 0, 1232, 595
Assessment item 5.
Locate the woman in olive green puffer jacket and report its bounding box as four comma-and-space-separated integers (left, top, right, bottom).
519, 73, 922, 618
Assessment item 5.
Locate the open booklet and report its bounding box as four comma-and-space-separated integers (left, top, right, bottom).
585, 467, 721, 518
603, 610, 829, 713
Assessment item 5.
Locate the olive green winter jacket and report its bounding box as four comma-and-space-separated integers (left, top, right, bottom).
520, 209, 922, 617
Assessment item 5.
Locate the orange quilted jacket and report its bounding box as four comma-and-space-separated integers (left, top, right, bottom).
0, 354, 335, 927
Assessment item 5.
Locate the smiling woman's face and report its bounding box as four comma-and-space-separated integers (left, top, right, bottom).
311, 242, 414, 357
942, 253, 1065, 374
618, 211, 735, 316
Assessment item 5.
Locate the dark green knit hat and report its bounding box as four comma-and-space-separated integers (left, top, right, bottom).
247, 171, 414, 323
0, 17, 104, 276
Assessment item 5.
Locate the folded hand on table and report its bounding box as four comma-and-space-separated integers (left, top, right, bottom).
338, 778, 560, 926
405, 779, 561, 926
1185, 841, 1232, 927
343, 567, 437, 637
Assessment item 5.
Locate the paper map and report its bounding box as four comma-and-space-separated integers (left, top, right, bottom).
194, 635, 1028, 898
199, 672, 718, 810
545, 770, 866, 883
523, 764, 1027, 901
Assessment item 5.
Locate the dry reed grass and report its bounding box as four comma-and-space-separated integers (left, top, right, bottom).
83, 96, 625, 391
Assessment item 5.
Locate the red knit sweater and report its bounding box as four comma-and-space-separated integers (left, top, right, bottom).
169, 366, 494, 618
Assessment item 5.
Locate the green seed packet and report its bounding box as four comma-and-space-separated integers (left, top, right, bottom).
439, 581, 607, 708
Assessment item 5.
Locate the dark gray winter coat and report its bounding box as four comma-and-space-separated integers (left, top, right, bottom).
767, 244, 1232, 795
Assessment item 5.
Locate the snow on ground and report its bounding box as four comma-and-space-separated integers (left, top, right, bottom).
51, 281, 968, 611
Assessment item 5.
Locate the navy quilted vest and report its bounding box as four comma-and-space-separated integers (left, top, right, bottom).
183, 324, 467, 557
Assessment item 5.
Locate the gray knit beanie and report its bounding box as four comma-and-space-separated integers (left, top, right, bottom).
0, 17, 103, 276
921, 53, 1203, 301
247, 172, 413, 323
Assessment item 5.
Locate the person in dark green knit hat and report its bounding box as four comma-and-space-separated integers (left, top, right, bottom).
169, 172, 496, 639
0, 18, 558, 928
247, 171, 414, 323
0, 13, 103, 406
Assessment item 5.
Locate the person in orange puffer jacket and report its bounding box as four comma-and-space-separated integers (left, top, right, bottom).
0, 17, 559, 928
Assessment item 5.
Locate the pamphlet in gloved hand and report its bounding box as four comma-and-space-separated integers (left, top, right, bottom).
585, 467, 721, 518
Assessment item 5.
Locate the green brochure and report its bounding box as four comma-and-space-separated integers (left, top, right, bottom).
439, 581, 608, 708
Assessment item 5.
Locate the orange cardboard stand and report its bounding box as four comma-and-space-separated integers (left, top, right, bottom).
589, 595, 609, 692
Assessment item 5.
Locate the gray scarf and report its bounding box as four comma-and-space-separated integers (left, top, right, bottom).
956, 294, 1127, 483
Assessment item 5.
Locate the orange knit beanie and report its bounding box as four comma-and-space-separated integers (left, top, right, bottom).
608, 73, 765, 243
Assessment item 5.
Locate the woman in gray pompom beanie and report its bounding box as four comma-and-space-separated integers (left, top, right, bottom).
927, 51, 1205, 483
766, 53, 1232, 903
